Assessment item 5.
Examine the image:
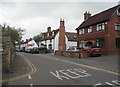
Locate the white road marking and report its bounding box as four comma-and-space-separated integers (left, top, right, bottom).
94, 83, 102, 86
112, 80, 120, 85
46, 56, 119, 76
28, 75, 31, 80
105, 82, 114, 85
50, 69, 91, 80
94, 80, 120, 86
59, 69, 80, 79
74, 69, 91, 77
30, 84, 33, 87
50, 71, 70, 80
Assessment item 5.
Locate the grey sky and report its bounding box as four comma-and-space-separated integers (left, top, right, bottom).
0, 1, 119, 40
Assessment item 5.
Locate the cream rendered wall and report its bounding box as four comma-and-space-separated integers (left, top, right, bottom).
67, 41, 77, 49
54, 32, 59, 51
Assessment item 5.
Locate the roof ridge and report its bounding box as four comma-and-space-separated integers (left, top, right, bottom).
76, 5, 119, 29
90, 5, 119, 19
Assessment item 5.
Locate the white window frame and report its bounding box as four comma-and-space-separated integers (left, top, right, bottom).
88, 26, 92, 33
79, 29, 84, 35
115, 23, 120, 31
117, 7, 120, 16
96, 23, 105, 31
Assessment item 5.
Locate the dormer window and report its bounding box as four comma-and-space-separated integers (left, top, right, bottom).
52, 32, 54, 36
117, 7, 120, 16
74, 36, 76, 39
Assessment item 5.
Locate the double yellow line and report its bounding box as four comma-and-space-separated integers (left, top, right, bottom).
0, 53, 37, 83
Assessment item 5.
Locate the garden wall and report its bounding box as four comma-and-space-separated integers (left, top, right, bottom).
55, 50, 89, 58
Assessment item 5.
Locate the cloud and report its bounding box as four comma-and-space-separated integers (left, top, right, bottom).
0, 2, 118, 40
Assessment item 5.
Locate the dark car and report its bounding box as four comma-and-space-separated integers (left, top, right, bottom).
82, 46, 101, 57
30, 48, 39, 54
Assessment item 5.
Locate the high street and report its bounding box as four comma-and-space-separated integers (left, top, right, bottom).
2, 52, 120, 86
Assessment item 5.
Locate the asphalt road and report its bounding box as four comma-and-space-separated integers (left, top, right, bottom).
8, 52, 119, 86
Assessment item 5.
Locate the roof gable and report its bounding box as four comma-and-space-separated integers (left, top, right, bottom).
40, 29, 59, 41
65, 32, 77, 41
76, 5, 120, 30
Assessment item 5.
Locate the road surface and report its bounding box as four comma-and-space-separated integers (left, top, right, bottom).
5, 52, 120, 86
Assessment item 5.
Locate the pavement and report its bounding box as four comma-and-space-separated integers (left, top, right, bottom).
2, 52, 31, 83
50, 53, 119, 73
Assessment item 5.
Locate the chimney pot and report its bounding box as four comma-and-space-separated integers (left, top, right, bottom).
47, 27, 51, 33
84, 11, 91, 21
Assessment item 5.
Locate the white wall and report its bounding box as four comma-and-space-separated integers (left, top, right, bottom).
67, 41, 77, 49
65, 35, 69, 50
26, 40, 38, 50
39, 40, 45, 48
54, 32, 59, 51
39, 39, 54, 50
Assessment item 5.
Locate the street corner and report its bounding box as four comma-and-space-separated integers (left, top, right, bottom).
1, 52, 37, 84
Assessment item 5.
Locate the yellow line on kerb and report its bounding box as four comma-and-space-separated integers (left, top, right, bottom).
0, 53, 37, 83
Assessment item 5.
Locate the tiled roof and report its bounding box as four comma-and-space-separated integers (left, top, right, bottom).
65, 32, 77, 41
40, 30, 77, 42
76, 5, 120, 30
40, 29, 59, 41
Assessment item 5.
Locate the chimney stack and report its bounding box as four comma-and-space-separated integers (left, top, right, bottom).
47, 27, 51, 33
59, 18, 66, 51
60, 18, 64, 27
84, 11, 91, 21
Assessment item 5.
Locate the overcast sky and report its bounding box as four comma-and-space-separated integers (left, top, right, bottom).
0, 0, 119, 40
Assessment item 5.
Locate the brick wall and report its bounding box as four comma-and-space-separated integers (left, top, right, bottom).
2, 33, 15, 73
55, 50, 89, 58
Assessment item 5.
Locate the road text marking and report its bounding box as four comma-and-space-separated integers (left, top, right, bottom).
50, 69, 91, 80
94, 80, 120, 86
28, 75, 32, 80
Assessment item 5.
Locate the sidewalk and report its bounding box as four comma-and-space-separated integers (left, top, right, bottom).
2, 52, 31, 80
49, 53, 119, 73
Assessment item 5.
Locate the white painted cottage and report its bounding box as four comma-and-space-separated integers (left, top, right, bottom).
16, 39, 38, 52
39, 19, 77, 52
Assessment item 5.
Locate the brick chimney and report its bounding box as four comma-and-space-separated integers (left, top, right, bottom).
47, 27, 51, 33
84, 11, 91, 21
58, 19, 66, 51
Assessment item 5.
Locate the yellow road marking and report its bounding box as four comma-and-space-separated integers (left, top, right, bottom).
0, 53, 37, 83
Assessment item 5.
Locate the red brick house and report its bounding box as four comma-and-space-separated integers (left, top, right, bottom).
76, 5, 120, 55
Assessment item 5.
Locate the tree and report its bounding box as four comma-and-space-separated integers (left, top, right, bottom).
33, 33, 42, 46
2, 23, 25, 43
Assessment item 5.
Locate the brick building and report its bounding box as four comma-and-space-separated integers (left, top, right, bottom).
76, 5, 120, 55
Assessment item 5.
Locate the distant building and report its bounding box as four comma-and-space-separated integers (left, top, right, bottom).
39, 19, 77, 52
76, 5, 120, 55
16, 39, 38, 52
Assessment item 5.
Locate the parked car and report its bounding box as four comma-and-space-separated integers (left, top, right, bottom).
67, 46, 78, 51
30, 48, 39, 54
25, 48, 31, 53
82, 46, 101, 57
